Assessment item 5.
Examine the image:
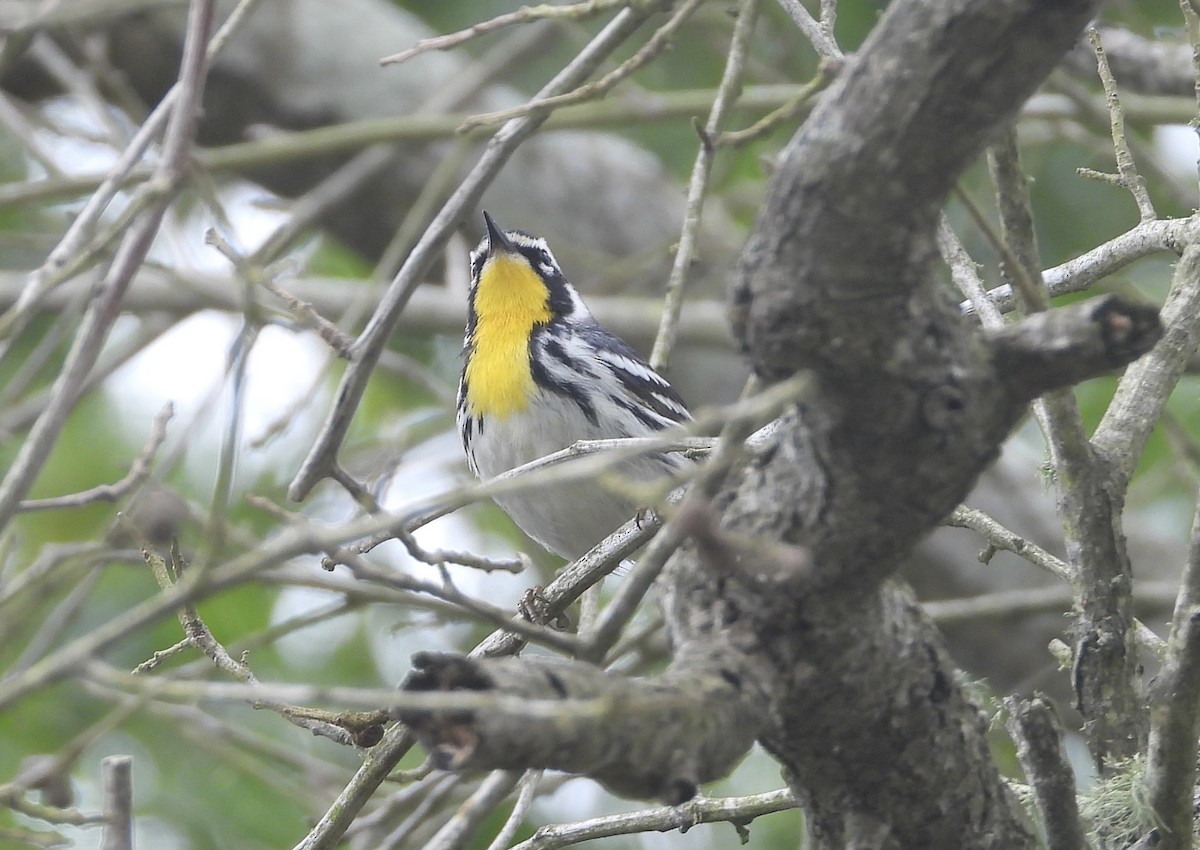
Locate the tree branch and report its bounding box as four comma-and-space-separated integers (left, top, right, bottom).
1093, 245, 1200, 492
99, 755, 134, 850
1142, 484, 1200, 850
988, 295, 1162, 401
398, 650, 760, 804
1006, 696, 1088, 850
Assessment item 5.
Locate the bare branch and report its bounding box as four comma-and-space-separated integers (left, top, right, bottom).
99, 756, 133, 850
422, 771, 520, 850
774, 0, 841, 57
969, 216, 1199, 316
1093, 245, 1200, 492
459, 0, 705, 132
379, 0, 625, 66
1088, 28, 1156, 221
1142, 485, 1200, 850
945, 506, 1071, 580
1006, 697, 1088, 850
397, 651, 760, 804
989, 123, 1145, 767
18, 403, 173, 514
650, 0, 760, 371
510, 788, 797, 850
484, 770, 542, 850
987, 296, 1163, 401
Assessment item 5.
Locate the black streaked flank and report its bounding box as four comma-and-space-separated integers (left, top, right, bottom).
612, 393, 667, 431
579, 326, 690, 426
530, 326, 600, 426
541, 334, 592, 377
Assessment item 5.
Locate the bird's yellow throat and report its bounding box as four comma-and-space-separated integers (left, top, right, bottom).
464, 254, 554, 419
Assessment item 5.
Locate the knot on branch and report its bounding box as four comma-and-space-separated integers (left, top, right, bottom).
921, 382, 968, 431
1093, 296, 1163, 366
987, 295, 1162, 401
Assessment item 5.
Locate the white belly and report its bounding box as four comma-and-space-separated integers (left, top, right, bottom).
466, 388, 680, 559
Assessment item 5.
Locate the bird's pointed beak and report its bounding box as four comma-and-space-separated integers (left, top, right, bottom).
483, 211, 515, 256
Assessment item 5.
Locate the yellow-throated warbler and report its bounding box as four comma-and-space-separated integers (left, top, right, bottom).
456, 212, 691, 559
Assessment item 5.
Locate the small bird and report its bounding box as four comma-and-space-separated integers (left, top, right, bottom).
456, 212, 691, 560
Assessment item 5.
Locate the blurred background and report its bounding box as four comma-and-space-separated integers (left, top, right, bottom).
0, 0, 1196, 847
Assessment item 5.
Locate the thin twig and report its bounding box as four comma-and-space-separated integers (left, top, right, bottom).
0, 266, 736, 351
0, 90, 66, 176
130, 638, 192, 674
30, 36, 129, 144
18, 403, 173, 513
380, 0, 625, 65
1180, 0, 1200, 199
0, 786, 104, 827
952, 183, 1047, 313
945, 506, 1070, 580
10, 567, 103, 676
423, 771, 521, 850
938, 217, 1002, 327
376, 775, 463, 850
1089, 28, 1157, 222
650, 0, 761, 371
925, 584, 1175, 646
0, 82, 821, 213
0, 281, 89, 408
395, 528, 527, 574
967, 215, 1200, 316
0, 503, 456, 713
137, 542, 356, 745
250, 144, 398, 268
352, 550, 582, 652
984, 133, 1050, 313
90, 662, 626, 719
774, 0, 841, 57
459, 0, 705, 132
713, 62, 834, 148
0, 317, 175, 478
484, 770, 544, 850
371, 136, 473, 282
510, 788, 798, 850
